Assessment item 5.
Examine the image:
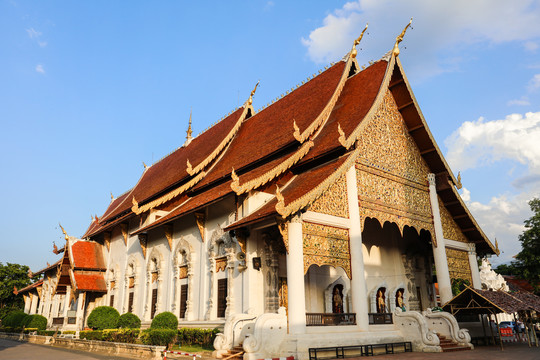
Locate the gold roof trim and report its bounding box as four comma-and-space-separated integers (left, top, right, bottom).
293, 51, 355, 143
339, 54, 396, 149
131, 171, 206, 215
276, 143, 362, 218
186, 82, 258, 176
350, 23, 368, 59
393, 18, 413, 57
231, 140, 314, 195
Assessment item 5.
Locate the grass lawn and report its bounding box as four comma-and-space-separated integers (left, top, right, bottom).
170, 344, 214, 353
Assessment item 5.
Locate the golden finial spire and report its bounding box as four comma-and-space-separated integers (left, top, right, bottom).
351, 23, 368, 58
110, 192, 115, 201
59, 223, 69, 241
456, 172, 462, 189
185, 108, 193, 146
393, 17, 413, 56
142, 162, 148, 170
248, 80, 260, 106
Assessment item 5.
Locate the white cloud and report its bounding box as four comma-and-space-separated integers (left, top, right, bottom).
35, 64, 45, 74
528, 73, 540, 91
507, 98, 531, 106
446, 111, 540, 265
26, 27, 47, 47
445, 111, 540, 174
26, 27, 41, 39
302, 0, 540, 79
524, 41, 539, 51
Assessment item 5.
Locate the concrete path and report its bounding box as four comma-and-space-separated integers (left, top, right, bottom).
342, 342, 540, 360
0, 338, 133, 360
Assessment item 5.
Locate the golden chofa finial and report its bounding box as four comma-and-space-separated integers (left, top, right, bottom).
142, 162, 148, 170
185, 108, 193, 146
393, 17, 413, 56
351, 23, 368, 58
456, 171, 462, 189
59, 223, 69, 241
110, 192, 115, 201
248, 80, 260, 106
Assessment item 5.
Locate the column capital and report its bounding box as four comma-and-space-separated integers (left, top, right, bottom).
290, 213, 302, 224
467, 242, 476, 255
427, 173, 436, 187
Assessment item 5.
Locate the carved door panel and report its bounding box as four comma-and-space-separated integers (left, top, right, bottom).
179, 284, 188, 319
278, 277, 288, 314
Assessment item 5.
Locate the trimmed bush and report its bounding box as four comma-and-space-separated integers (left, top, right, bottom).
177, 327, 219, 348
79, 330, 104, 341
2, 310, 30, 328
37, 330, 56, 336
26, 314, 47, 330
63, 330, 76, 335
141, 328, 177, 346
87, 306, 120, 330
118, 313, 141, 329
150, 312, 178, 329
102, 328, 140, 343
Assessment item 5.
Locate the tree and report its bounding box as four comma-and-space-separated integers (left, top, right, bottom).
0, 262, 32, 320
514, 198, 540, 293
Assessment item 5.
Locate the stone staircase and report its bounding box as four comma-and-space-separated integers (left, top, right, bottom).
221, 345, 244, 360
438, 334, 471, 352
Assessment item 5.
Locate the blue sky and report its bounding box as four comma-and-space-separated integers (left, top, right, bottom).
1, 0, 539, 270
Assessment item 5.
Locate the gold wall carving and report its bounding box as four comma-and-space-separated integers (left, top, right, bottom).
439, 198, 468, 243
216, 257, 227, 273
179, 265, 188, 279
355, 90, 433, 236
151, 272, 158, 283
303, 222, 351, 278
120, 223, 128, 246
164, 224, 173, 249
138, 234, 148, 259
195, 212, 206, 242
308, 174, 349, 218
446, 248, 472, 283
129, 277, 134, 288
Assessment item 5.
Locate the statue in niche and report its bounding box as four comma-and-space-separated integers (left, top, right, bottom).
396, 288, 405, 311
376, 288, 386, 313
332, 285, 344, 313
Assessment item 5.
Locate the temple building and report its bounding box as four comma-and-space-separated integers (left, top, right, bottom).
18, 23, 498, 358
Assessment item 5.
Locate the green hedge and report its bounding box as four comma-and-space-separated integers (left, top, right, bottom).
26, 314, 47, 330
87, 306, 120, 330
37, 330, 56, 336
63, 330, 76, 335
103, 328, 140, 343
178, 328, 219, 347
140, 328, 177, 346
2, 311, 30, 328
80, 330, 103, 340
151, 312, 178, 329
118, 313, 141, 329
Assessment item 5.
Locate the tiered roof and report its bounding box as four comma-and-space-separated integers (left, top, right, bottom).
84, 22, 497, 256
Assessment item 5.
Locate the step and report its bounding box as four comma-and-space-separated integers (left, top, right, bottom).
441, 345, 471, 352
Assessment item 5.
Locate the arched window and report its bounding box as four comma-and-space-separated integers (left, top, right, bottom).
145, 249, 163, 321
124, 257, 140, 316
173, 239, 194, 321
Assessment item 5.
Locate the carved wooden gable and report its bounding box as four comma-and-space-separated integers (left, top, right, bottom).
446, 248, 472, 283
308, 174, 349, 218
355, 90, 433, 235
438, 198, 468, 243
303, 222, 351, 278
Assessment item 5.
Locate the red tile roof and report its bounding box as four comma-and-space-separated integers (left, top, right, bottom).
70, 241, 106, 270
32, 259, 62, 277
100, 108, 245, 224
71, 271, 106, 292
17, 279, 43, 294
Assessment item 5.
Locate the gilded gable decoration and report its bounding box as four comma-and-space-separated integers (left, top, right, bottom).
194, 211, 206, 242
439, 198, 468, 243
164, 224, 173, 250
104, 231, 111, 251
216, 257, 227, 272
138, 234, 148, 258
446, 248, 472, 283
355, 90, 434, 236
120, 223, 128, 246
276, 219, 289, 252
276, 144, 362, 218
303, 222, 351, 278
308, 173, 349, 218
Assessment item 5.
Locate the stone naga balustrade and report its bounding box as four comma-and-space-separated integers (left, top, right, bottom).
423, 308, 472, 348
243, 307, 288, 360
213, 310, 258, 358
393, 308, 441, 352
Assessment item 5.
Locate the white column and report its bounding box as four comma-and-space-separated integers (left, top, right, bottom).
467, 243, 482, 289
286, 215, 306, 334
75, 292, 85, 330
346, 166, 370, 330
30, 293, 38, 314
427, 173, 453, 304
